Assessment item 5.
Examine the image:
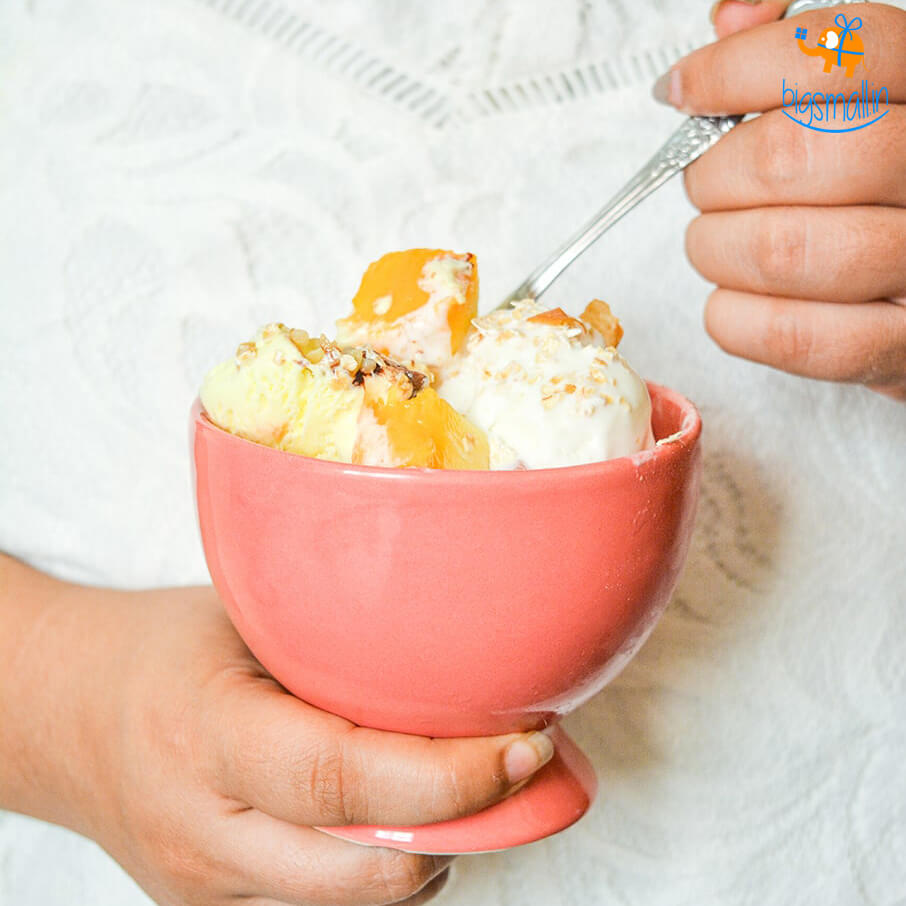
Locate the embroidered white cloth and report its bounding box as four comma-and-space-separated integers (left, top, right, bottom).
2, 0, 905, 903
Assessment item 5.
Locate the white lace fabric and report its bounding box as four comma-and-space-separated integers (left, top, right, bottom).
1, 0, 905, 903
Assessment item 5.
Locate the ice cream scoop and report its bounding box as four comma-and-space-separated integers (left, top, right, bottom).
437, 300, 654, 469
200, 323, 488, 470
336, 249, 478, 371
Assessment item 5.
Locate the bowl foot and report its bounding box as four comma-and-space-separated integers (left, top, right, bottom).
315, 726, 597, 854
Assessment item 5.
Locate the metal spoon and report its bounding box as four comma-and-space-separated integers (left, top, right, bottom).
496, 0, 866, 310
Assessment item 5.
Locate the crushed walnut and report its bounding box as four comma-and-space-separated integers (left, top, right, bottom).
236, 341, 257, 364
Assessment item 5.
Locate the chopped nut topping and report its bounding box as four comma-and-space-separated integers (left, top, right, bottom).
262, 322, 286, 339
405, 367, 428, 393
395, 374, 415, 398
322, 342, 341, 366
339, 353, 359, 373
594, 349, 616, 365
288, 329, 332, 365
236, 341, 257, 363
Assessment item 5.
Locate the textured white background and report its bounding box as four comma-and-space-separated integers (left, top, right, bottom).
2, 1, 905, 904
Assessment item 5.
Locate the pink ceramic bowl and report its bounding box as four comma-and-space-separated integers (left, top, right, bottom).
192, 382, 702, 853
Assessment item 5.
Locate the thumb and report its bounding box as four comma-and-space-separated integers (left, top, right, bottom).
710, 1, 791, 38
215, 680, 557, 828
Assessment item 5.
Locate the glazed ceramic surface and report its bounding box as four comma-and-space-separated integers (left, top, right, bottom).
192, 383, 702, 739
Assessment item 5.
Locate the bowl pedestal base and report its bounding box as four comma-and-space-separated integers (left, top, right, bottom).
315, 726, 597, 854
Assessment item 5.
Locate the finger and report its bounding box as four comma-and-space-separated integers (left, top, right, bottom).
686, 206, 906, 303
397, 869, 450, 906
243, 874, 450, 906
711, 1, 790, 40
685, 105, 906, 211
213, 679, 555, 827
654, 4, 906, 115
704, 288, 906, 396
226, 810, 451, 906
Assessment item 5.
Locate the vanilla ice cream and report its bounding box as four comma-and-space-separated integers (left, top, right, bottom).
437, 300, 654, 469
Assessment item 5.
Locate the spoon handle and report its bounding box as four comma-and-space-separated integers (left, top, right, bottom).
496, 114, 741, 308
496, 0, 867, 310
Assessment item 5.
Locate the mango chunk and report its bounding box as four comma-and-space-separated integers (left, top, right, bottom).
580, 299, 623, 348
363, 384, 489, 471
337, 249, 479, 366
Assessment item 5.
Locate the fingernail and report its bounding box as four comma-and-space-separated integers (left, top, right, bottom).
710, 0, 764, 22
652, 68, 682, 108
504, 732, 555, 785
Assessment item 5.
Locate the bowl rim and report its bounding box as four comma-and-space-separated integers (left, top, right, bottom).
191, 380, 701, 483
